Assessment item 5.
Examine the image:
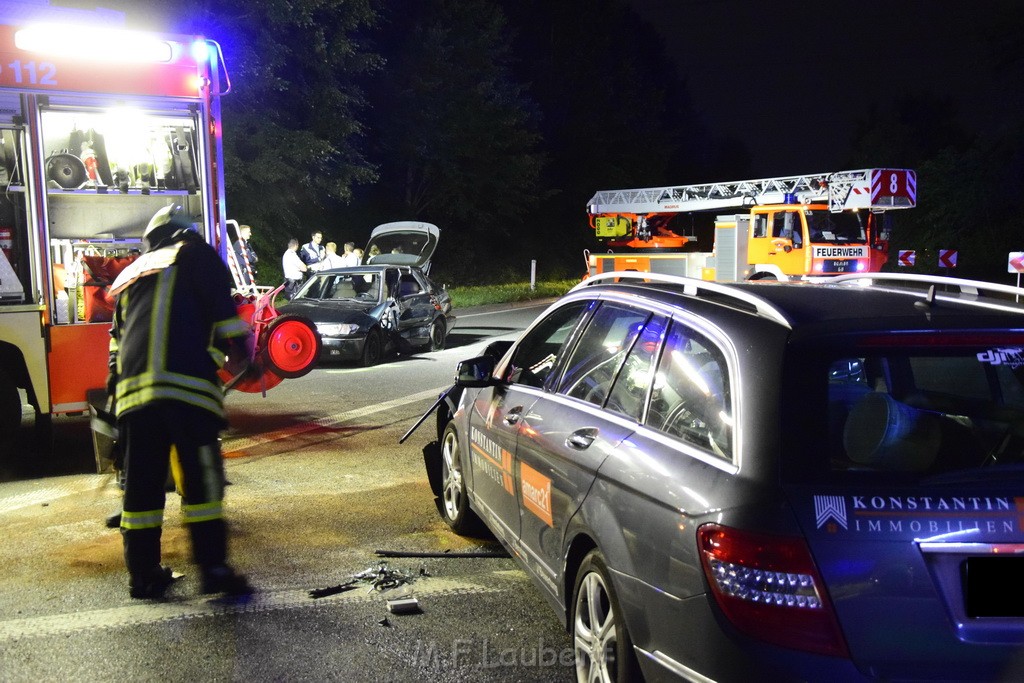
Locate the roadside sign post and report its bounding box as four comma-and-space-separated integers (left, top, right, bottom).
1008, 252, 1024, 301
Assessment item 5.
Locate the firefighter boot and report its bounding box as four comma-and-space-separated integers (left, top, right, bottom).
124, 527, 175, 599
201, 564, 253, 596
189, 519, 253, 596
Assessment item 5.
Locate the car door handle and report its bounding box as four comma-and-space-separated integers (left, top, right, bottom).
565, 428, 598, 450
503, 407, 523, 425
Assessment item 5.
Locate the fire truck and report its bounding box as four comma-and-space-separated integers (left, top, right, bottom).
585, 168, 917, 281
0, 12, 319, 446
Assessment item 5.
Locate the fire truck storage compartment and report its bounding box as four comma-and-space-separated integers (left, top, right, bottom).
40, 103, 206, 324
40, 108, 199, 193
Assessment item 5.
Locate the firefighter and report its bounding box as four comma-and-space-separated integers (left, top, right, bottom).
107, 205, 253, 600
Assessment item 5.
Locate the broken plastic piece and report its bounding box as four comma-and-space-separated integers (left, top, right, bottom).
353, 561, 420, 592
309, 580, 358, 599
386, 597, 422, 614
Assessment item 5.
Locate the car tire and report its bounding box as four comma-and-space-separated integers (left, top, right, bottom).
749, 272, 777, 281
439, 423, 483, 534
426, 318, 446, 352
361, 328, 383, 367
0, 369, 21, 436
572, 550, 641, 683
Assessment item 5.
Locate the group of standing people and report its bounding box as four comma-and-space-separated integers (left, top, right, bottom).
282, 230, 364, 299
230, 224, 368, 300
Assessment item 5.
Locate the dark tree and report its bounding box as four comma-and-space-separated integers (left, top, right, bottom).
494, 0, 709, 277
171, 0, 383, 277
845, 0, 1024, 283
355, 0, 544, 282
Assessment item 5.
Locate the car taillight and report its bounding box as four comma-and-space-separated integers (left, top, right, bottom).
697, 523, 849, 658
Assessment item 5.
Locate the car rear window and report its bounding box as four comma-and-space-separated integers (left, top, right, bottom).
788, 337, 1024, 481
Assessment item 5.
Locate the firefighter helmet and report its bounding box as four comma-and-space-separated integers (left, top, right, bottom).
143, 205, 194, 253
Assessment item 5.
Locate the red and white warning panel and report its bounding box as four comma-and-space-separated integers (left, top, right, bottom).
898, 250, 916, 267
870, 169, 916, 209
1008, 252, 1024, 274
938, 249, 958, 269
824, 168, 916, 212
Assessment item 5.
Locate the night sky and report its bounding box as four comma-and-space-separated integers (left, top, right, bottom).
630, 0, 1019, 177
45, 0, 1023, 181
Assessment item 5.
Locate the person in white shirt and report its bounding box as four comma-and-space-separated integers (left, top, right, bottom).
321, 242, 347, 269
281, 239, 307, 299
340, 241, 361, 267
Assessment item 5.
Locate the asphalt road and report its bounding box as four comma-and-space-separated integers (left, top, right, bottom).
0, 301, 578, 682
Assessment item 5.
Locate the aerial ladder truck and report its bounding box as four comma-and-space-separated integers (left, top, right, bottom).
585, 168, 916, 281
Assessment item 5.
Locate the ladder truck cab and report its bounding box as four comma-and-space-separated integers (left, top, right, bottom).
586, 168, 917, 281
0, 9, 319, 455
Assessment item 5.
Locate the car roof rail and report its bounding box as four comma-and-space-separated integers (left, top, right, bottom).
828, 272, 1024, 301
572, 271, 792, 328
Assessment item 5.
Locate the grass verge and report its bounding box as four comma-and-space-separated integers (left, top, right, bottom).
447, 280, 577, 308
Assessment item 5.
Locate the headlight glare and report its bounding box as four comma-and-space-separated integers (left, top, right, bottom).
316, 323, 359, 336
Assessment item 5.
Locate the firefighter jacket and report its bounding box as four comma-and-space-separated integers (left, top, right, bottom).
109, 235, 250, 420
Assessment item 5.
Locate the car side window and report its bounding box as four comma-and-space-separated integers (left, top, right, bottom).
772, 211, 802, 248
752, 214, 767, 238
604, 315, 667, 420
647, 322, 732, 459
399, 273, 422, 297
558, 304, 651, 408
505, 301, 590, 388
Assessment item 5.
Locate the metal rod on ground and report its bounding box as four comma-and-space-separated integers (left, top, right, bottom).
530, 259, 536, 290
375, 549, 510, 559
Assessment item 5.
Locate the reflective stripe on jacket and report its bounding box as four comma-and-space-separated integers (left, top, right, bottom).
111, 237, 249, 420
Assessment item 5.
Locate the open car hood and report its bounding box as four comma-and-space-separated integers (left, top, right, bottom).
364, 221, 439, 272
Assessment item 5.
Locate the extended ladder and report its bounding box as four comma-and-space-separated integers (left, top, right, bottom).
587, 168, 916, 216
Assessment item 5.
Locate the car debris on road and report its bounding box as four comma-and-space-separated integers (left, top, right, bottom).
308, 561, 426, 599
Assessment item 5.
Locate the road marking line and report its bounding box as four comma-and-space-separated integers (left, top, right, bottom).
0, 479, 105, 514
455, 301, 550, 319
0, 578, 507, 641
222, 386, 447, 455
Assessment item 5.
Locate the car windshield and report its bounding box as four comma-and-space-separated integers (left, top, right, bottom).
784, 334, 1024, 483
805, 210, 867, 243
295, 272, 382, 302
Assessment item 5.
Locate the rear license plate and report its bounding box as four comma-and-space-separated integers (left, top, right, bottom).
962, 557, 1024, 617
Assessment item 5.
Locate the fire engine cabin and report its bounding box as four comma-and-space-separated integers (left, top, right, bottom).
0, 17, 230, 436
586, 168, 916, 281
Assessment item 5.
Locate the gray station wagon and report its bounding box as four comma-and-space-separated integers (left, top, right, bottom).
417, 272, 1024, 682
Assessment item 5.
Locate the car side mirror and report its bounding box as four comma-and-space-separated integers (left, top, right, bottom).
456, 355, 497, 388
482, 340, 513, 361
